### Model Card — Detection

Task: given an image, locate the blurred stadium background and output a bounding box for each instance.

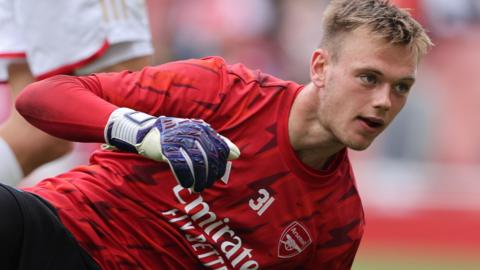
[2,0,479,269]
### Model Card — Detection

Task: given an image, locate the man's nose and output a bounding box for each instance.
[372,84,392,111]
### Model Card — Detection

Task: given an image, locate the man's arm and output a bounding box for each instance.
[16,58,228,142]
[16,74,116,142]
[16,58,239,191]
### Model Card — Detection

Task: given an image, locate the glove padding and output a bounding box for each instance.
[105,108,240,192]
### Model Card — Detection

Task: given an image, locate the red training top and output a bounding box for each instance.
[17,56,365,269]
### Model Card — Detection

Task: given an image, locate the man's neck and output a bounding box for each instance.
[288,83,345,170]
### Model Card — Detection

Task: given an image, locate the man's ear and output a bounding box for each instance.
[310,48,329,88]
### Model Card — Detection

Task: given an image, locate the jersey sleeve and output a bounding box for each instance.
[16,57,228,142]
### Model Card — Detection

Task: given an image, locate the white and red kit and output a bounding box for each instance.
[0,0,152,81]
[18,56,365,269]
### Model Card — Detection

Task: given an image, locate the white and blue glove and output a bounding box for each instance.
[104,108,240,192]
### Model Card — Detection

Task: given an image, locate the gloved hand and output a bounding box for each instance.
[104,108,240,192]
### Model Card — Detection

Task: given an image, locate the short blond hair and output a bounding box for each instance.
[321,0,433,61]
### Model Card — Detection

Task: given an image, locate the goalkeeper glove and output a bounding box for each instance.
[104,108,240,192]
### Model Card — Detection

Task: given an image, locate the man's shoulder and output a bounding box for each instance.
[226,63,294,90]
[175,56,228,71]
[158,56,297,90]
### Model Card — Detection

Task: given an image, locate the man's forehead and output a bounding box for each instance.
[338,36,417,73]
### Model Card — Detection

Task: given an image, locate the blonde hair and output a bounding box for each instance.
[321,0,433,61]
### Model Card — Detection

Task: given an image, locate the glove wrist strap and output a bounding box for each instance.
[104,108,156,152]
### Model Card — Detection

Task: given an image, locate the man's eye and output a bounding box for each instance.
[394,83,411,95]
[359,74,377,85]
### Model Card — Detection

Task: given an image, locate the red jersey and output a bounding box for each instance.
[19,57,365,269]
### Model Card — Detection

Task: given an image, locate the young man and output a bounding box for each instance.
[0,0,153,185]
[7,0,432,269]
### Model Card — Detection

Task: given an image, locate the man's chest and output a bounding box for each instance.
[186,156,364,269]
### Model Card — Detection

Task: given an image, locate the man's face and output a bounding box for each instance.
[316,29,418,150]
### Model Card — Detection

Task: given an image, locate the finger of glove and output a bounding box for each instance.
[219,135,240,160]
[199,125,234,161]
[167,140,208,192]
[163,148,195,189]
[196,135,227,188]
[188,142,210,192]
[206,159,225,188]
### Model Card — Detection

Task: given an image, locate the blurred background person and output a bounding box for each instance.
[0,0,153,186]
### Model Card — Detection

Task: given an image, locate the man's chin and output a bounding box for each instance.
[345,140,373,151]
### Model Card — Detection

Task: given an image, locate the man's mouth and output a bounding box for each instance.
[358,116,385,129]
